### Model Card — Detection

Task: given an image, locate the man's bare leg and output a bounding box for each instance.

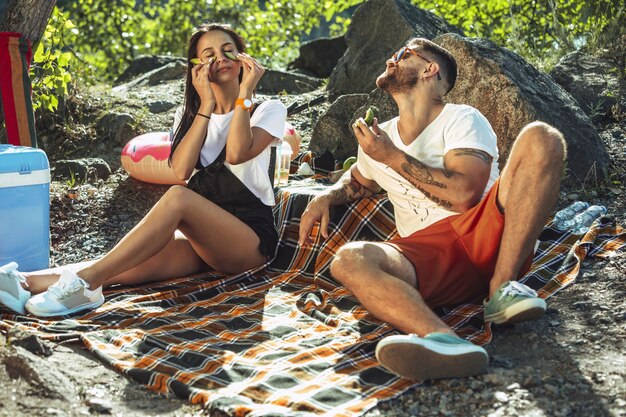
[330,241,488,380]
[489,122,566,296]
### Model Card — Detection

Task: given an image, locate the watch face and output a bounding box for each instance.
[244,99,253,108]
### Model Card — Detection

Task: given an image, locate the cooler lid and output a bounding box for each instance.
[0,145,50,174]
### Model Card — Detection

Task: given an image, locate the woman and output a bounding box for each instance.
[0,23,287,317]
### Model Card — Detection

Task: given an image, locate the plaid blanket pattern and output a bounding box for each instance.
[1,181,625,416]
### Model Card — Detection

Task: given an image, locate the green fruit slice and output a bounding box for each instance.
[343,156,357,171]
[364,106,380,126]
[225,51,239,61]
[190,58,202,65]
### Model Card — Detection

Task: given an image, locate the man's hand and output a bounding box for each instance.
[352,118,400,164]
[298,195,331,246]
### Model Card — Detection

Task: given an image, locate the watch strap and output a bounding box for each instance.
[235,98,253,111]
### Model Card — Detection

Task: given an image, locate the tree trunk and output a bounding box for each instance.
[0,0,57,49]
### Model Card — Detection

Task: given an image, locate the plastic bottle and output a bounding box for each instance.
[562,205,607,234]
[274,141,292,186]
[553,201,589,230]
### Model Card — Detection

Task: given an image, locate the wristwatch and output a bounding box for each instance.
[235,98,253,112]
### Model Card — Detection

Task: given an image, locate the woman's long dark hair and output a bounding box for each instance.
[169,23,247,166]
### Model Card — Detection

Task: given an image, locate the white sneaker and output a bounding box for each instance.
[0,262,31,314]
[25,270,104,317]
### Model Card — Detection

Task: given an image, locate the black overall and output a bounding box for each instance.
[186,146,278,259]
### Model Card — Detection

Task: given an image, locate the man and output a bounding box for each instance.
[298,38,566,380]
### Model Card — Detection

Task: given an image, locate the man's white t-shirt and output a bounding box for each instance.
[172,100,287,206]
[356,103,500,237]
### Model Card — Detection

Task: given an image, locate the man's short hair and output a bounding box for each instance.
[407,38,457,95]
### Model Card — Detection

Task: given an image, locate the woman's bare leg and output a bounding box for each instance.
[23,185,268,291]
[24,231,209,293]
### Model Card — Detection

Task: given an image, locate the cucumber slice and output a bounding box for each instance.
[225,51,239,61]
[364,106,380,126]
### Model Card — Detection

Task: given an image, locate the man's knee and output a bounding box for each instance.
[517,121,567,163]
[330,242,368,285]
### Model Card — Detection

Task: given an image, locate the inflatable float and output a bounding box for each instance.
[121,131,186,185]
[121,122,302,185]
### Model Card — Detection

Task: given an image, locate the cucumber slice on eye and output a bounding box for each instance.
[225,51,239,61]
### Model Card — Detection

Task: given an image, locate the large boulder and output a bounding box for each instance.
[309,94,369,160]
[114,55,186,86]
[257,69,324,94]
[435,34,609,184]
[288,36,347,78]
[352,88,398,129]
[112,62,187,92]
[550,51,624,123]
[327,0,462,97]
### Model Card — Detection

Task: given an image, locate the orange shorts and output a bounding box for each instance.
[384,179,533,308]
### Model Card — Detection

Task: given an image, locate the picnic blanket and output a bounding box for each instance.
[1,180,625,416]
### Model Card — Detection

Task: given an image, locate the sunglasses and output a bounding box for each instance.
[392,47,442,81]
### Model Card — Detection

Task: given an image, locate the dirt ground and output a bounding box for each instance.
[0,83,624,416]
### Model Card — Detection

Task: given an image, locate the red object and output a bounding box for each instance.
[384,179,533,308]
[121,132,185,185]
[0,32,37,147]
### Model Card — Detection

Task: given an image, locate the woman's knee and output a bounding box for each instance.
[516,121,567,163]
[159,185,196,212]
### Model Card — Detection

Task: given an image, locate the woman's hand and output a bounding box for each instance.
[237,52,265,97]
[191,60,216,109]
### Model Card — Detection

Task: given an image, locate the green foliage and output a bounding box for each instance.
[411,0,625,69]
[34,0,622,113]
[56,0,361,81]
[30,8,74,112]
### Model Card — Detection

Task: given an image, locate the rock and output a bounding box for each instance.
[86,397,113,414]
[288,36,347,78]
[352,88,399,130]
[494,391,509,402]
[147,100,176,113]
[309,94,369,160]
[114,55,185,86]
[550,51,624,122]
[95,112,137,146]
[3,346,76,401]
[113,62,187,92]
[434,34,609,184]
[257,69,324,94]
[327,0,463,97]
[53,158,112,182]
[10,333,52,357]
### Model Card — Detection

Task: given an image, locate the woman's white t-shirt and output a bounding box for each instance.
[356,104,500,237]
[172,100,287,206]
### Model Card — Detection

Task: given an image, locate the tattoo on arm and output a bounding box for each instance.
[451,148,493,165]
[400,155,448,189]
[328,173,375,205]
[416,187,453,210]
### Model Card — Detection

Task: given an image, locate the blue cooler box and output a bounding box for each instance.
[0,145,50,271]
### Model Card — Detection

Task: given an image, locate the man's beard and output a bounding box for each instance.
[376,67,419,94]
